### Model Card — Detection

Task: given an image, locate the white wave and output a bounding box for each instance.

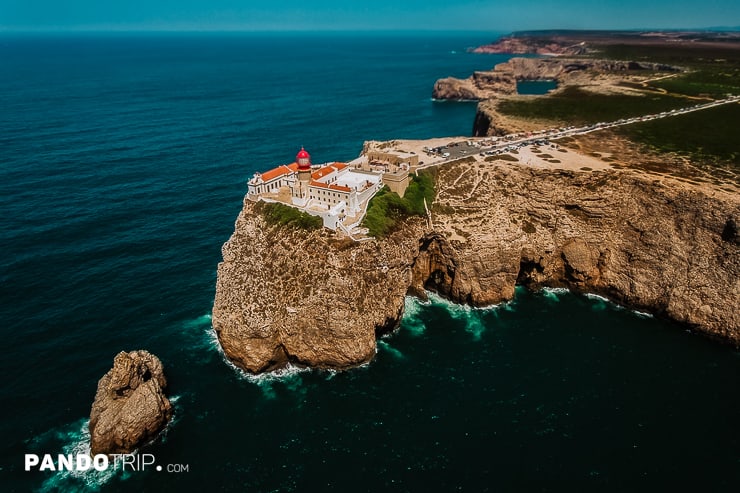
[543,286,570,294]
[425,291,508,312]
[378,340,404,359]
[36,392,184,492]
[581,293,653,318]
[182,313,212,330]
[156,394,183,444]
[37,419,120,493]
[584,293,610,302]
[425,291,500,340]
[203,325,222,352]
[228,359,312,400]
[201,324,253,380]
[632,310,654,319]
[401,296,429,336]
[539,286,569,302]
[401,291,514,340]
[203,319,314,400]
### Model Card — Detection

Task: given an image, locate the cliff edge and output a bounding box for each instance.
[433,57,680,101]
[213,202,427,373]
[213,158,739,374]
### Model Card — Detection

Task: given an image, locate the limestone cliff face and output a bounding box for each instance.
[213,200,426,373]
[471,36,589,56]
[214,162,739,374]
[425,163,739,343]
[472,99,529,137]
[433,57,681,101]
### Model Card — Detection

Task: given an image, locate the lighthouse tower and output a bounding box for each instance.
[293,147,312,203]
[297,147,311,173]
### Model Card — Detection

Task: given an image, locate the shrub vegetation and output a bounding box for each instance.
[363,170,435,238]
[255,201,323,230]
[617,103,740,166]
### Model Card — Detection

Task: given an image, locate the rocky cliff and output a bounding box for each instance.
[213,203,427,373]
[89,351,172,455]
[213,161,739,374]
[432,57,681,101]
[471,35,588,55]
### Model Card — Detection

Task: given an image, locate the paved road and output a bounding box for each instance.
[418,95,740,169]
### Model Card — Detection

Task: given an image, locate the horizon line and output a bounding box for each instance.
[1,26,738,35]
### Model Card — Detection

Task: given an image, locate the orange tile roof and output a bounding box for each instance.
[330,184,352,192]
[309,180,352,193]
[311,162,349,181]
[311,169,329,180]
[260,162,300,182]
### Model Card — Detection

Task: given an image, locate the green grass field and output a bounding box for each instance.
[598,43,740,98]
[498,40,739,176]
[617,103,740,166]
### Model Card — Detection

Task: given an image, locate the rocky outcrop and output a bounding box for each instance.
[471,35,588,55]
[433,71,517,100]
[213,160,739,374]
[213,203,427,373]
[470,30,738,56]
[89,351,172,455]
[433,57,682,101]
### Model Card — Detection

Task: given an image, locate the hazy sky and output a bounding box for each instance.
[1,0,737,32]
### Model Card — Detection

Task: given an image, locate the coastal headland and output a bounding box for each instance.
[213,31,739,374]
[213,134,739,373]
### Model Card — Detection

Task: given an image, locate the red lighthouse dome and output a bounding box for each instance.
[296,147,311,170]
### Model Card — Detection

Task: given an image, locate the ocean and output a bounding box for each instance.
[0,32,738,492]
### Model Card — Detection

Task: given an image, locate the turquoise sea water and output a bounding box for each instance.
[1,33,738,492]
[517,79,558,95]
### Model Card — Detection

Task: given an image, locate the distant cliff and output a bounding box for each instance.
[213,159,739,373]
[470,34,588,55]
[432,57,681,101]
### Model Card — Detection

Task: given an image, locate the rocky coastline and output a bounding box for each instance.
[213,157,739,374]
[213,33,736,374]
[470,34,588,56]
[432,57,681,101]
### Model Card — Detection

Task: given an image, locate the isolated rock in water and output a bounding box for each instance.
[89,350,172,455]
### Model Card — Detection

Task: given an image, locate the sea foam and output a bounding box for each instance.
[424,291,504,340]
[378,340,405,359]
[35,393,184,492]
[540,287,570,302]
[401,295,430,336]
[36,419,122,493]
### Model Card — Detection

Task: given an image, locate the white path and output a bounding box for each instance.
[414,95,740,170]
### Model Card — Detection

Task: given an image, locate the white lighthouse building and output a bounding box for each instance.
[247,147,384,229]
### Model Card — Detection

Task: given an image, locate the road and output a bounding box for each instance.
[417,94,740,169]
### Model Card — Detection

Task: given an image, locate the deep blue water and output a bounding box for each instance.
[0,33,738,492]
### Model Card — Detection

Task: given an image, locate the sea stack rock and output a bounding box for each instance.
[89,350,173,455]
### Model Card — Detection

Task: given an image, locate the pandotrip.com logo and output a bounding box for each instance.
[25,453,190,474]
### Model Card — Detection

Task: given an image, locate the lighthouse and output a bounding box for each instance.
[297,147,311,173]
[294,147,312,202]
